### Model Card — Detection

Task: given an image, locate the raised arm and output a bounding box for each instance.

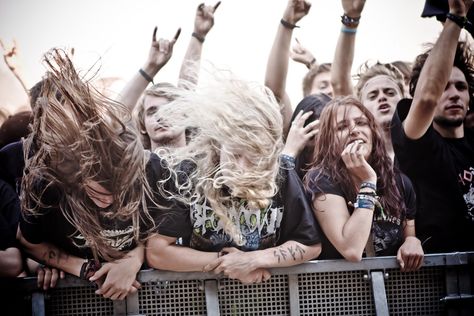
[403,0,473,139]
[117,27,181,111]
[330,0,366,97]
[178,1,220,88]
[264,0,311,135]
[290,38,316,69]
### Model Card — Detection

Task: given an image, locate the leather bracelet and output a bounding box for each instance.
[139,68,154,85]
[446,13,470,29]
[79,259,101,280]
[280,19,299,29]
[192,32,205,43]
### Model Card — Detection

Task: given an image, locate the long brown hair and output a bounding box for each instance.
[21,49,154,261]
[305,96,403,218]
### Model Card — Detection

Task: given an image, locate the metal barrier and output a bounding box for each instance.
[4,252,473,316]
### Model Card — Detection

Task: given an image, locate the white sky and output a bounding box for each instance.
[0,0,444,113]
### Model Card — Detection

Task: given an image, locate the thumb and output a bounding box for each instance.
[396,249,404,269]
[89,264,109,281]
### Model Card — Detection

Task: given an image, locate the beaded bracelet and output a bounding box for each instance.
[341,14,360,28]
[279,154,296,170]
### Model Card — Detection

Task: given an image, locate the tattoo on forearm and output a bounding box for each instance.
[273,244,306,263]
[288,246,297,260]
[273,247,289,263]
[295,244,305,260]
[42,246,69,265]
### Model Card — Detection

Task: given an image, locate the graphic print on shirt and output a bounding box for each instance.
[72,226,135,251]
[459,167,474,221]
[190,198,284,251]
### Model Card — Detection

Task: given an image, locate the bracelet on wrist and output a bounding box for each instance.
[446,13,471,29]
[360,181,376,191]
[306,58,316,69]
[280,18,300,29]
[139,68,154,85]
[192,32,205,43]
[341,14,361,28]
[79,259,101,281]
[341,26,357,34]
[279,154,296,170]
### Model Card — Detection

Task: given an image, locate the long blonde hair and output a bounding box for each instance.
[21,49,154,261]
[156,72,284,243]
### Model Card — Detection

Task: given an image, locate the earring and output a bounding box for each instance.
[140,130,147,135]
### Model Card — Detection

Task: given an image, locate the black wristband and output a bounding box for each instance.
[280,19,300,29]
[446,13,469,29]
[139,68,154,85]
[307,57,316,69]
[192,32,205,43]
[79,259,101,280]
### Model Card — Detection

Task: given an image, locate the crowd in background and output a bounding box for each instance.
[0,0,473,303]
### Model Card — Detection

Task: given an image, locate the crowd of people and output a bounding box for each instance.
[0,0,473,302]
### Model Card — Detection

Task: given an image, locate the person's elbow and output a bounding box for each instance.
[341,247,363,262]
[0,247,24,277]
[145,234,174,270]
[307,243,322,260]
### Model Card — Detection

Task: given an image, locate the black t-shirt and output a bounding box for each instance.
[307,169,416,259]
[0,141,24,191]
[391,102,474,253]
[20,152,179,260]
[160,168,321,252]
[0,179,20,250]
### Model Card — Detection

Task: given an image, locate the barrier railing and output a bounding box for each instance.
[3,252,473,316]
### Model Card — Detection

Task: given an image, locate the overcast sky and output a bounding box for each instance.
[0,0,446,112]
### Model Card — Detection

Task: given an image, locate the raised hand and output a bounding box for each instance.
[145,27,181,73]
[283,110,319,158]
[448,0,473,16]
[194,1,221,38]
[290,38,316,68]
[282,0,311,25]
[341,0,366,17]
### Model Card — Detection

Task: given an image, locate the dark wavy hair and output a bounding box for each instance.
[21,49,155,261]
[305,96,403,218]
[409,41,474,109]
[290,93,331,179]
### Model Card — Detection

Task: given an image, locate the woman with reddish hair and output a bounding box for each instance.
[305,96,423,271]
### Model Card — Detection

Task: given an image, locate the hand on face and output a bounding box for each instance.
[341,139,377,185]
